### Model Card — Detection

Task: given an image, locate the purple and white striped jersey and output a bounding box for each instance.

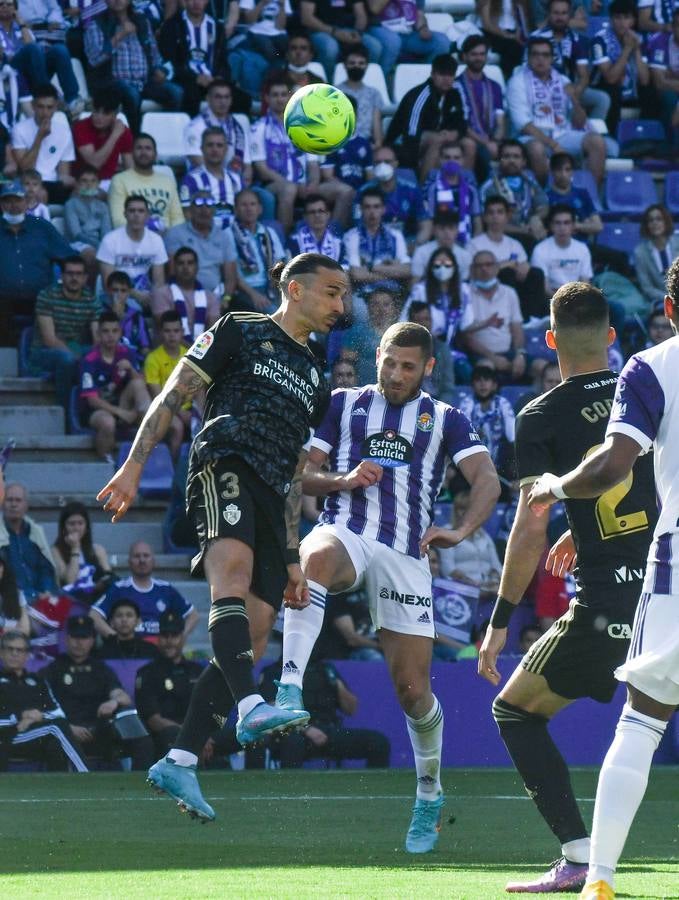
[607,335,679,595]
[311,386,488,559]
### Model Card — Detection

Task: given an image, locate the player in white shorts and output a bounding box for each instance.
[527,269,679,900]
[274,321,501,853]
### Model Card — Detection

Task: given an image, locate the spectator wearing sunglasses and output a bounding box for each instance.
[164,189,235,294]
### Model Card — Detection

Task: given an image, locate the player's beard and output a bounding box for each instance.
[378,373,425,406]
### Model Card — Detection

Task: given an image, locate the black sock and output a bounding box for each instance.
[208,597,258,703]
[175,662,235,756]
[492,697,588,846]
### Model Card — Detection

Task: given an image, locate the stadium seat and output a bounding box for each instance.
[306,61,326,81]
[603,171,656,218]
[68,385,92,435]
[117,441,173,497]
[425,11,454,32]
[586,14,607,37]
[570,169,602,212]
[432,501,452,527]
[51,216,65,236]
[524,325,556,363]
[140,112,191,163]
[333,63,392,109]
[664,171,679,213]
[596,222,640,259]
[51,59,90,102]
[483,502,507,540]
[395,167,418,186]
[617,118,666,150]
[263,218,286,245]
[500,385,535,413]
[449,386,472,408]
[393,64,431,103]
[454,62,506,92]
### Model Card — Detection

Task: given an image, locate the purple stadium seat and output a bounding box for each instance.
[105,658,154,698]
[604,171,656,218]
[432,501,452,527]
[449,386,472,408]
[484,502,507,539]
[596,222,640,259]
[617,119,666,149]
[571,169,602,211]
[500,385,535,412]
[664,171,679,213]
[117,441,174,497]
[586,14,607,37]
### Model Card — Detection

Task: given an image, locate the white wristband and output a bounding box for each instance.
[551,478,568,500]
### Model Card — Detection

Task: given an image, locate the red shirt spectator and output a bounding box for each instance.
[73,114,133,182]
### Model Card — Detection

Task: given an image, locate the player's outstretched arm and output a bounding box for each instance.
[96,360,205,523]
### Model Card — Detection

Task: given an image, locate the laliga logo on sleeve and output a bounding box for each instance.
[190,331,214,360]
[310,368,319,387]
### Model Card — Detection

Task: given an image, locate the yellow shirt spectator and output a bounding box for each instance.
[144,345,189,408]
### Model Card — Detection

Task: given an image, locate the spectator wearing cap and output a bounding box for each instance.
[180,128,242,230]
[151,250,220,344]
[45,614,153,769]
[91,541,199,640]
[0,629,88,772]
[98,598,159,659]
[0,178,74,342]
[135,609,204,757]
[164,189,235,295]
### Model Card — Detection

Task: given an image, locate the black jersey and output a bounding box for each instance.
[184,311,330,497]
[135,656,203,725]
[516,370,657,593]
[0,670,63,739]
[45,654,122,726]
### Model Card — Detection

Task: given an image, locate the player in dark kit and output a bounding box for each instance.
[97,253,348,821]
[477,282,657,893]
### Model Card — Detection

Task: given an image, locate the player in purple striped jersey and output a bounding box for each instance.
[529,266,679,900]
[275,321,501,853]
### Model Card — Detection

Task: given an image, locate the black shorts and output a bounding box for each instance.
[187,455,287,610]
[521,586,640,703]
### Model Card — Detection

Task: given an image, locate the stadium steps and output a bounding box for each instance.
[8,434,97,462]
[0,377,54,406]
[4,460,115,494]
[423,0,474,12]
[40,520,165,555]
[0,405,65,436]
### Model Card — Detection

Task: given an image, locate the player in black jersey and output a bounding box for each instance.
[477,283,657,894]
[97,253,348,821]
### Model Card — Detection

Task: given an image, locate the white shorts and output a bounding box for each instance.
[519,129,588,159]
[311,523,435,638]
[615,592,679,706]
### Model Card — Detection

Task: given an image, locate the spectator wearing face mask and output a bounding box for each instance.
[423,142,482,248]
[401,246,468,340]
[356,145,430,245]
[336,45,384,147]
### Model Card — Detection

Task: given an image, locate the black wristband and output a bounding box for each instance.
[285,548,300,565]
[490,595,516,629]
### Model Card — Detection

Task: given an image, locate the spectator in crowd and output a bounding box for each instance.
[184,78,252,182]
[51,501,113,604]
[273,31,323,90]
[507,36,607,186]
[0,1,29,171]
[287,193,346,263]
[299,0,380,81]
[152,247,220,340]
[454,35,506,181]
[648,8,679,143]
[645,308,674,347]
[407,301,456,403]
[469,194,546,320]
[338,287,399,383]
[11,0,85,116]
[165,190,234,294]
[528,544,571,630]
[337,44,384,146]
[330,357,358,389]
[102,270,151,362]
[179,127,242,228]
[84,0,182,133]
[634,203,679,309]
[0,557,29,636]
[476,0,531,81]
[45,614,153,769]
[0,483,57,604]
[108,133,184,232]
[98,598,158,659]
[314,590,383,661]
[480,139,548,249]
[590,0,651,135]
[251,75,354,231]
[410,209,472,283]
[28,255,100,410]
[64,168,112,280]
[78,310,151,460]
[135,609,203,757]
[11,82,75,202]
[437,488,502,599]
[223,187,286,311]
[403,246,467,339]
[97,194,168,308]
[0,630,88,772]
[143,309,191,458]
[0,179,73,339]
[540,360,561,392]
[458,362,515,471]
[21,169,49,220]
[638,0,676,32]
[357,144,430,244]
[92,541,198,639]
[531,0,610,121]
[530,203,592,299]
[460,250,528,381]
[344,187,411,297]
[366,0,449,77]
[386,54,472,177]
[157,0,222,116]
[72,87,133,187]
[323,96,373,192]
[234,0,290,97]
[259,656,390,768]
[544,151,602,241]
[518,624,542,653]
[423,141,481,247]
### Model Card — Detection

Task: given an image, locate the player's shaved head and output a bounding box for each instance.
[380,322,433,359]
[549,282,610,359]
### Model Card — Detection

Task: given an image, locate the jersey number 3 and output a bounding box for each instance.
[584,444,648,540]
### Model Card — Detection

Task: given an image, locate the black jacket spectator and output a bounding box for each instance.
[386,77,466,170]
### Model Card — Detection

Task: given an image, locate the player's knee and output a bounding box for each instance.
[392,674,427,711]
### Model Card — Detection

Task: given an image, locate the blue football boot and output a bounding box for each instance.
[147,757,215,822]
[405,794,445,853]
[274,679,308,717]
[236,702,309,746]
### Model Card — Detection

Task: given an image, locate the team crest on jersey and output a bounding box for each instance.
[310,368,319,387]
[417,412,434,432]
[261,341,274,352]
[190,331,213,360]
[362,430,413,467]
[224,503,241,525]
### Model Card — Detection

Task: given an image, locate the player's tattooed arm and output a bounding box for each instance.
[129,361,205,465]
[285,449,307,554]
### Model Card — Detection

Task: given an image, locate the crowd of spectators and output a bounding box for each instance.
[2,0,679,771]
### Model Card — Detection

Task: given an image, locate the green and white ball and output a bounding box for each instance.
[284,83,356,155]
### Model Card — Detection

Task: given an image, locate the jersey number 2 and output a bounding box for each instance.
[584,444,648,540]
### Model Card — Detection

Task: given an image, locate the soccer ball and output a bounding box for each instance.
[284,84,356,155]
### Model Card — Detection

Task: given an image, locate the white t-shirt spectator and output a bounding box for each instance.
[461,283,523,354]
[343,225,410,268]
[239,0,290,34]
[410,240,471,281]
[530,236,592,292]
[468,232,527,266]
[96,226,169,284]
[12,112,75,182]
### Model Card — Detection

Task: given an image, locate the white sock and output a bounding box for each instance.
[406,696,444,800]
[587,703,667,888]
[237,693,265,719]
[167,749,198,767]
[561,836,590,864]
[280,580,327,688]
